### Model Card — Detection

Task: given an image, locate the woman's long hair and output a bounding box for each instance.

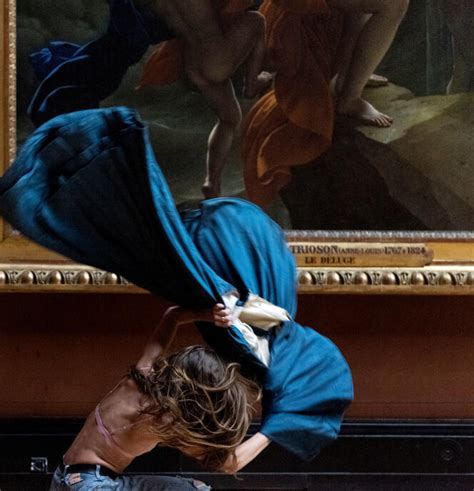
[129,345,261,471]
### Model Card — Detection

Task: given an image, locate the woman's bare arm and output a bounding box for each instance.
[222,432,271,474]
[136,304,232,369]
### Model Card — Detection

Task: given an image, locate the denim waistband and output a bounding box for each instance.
[58,462,119,479]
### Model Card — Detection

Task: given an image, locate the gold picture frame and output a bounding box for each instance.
[1,0,473,294]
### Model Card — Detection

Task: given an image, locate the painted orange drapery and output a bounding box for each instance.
[241,0,344,205]
[138,0,254,88]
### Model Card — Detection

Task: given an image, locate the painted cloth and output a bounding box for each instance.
[0,107,353,461]
[241,0,344,205]
[28,0,174,127]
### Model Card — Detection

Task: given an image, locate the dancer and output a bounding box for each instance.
[0,107,353,474]
[49,302,258,489]
[28,0,268,198]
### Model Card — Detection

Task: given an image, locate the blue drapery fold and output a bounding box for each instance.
[0,107,230,306]
[180,198,299,384]
[0,107,353,461]
[28,0,174,127]
[180,199,353,460]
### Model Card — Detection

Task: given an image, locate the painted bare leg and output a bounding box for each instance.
[334,15,389,93]
[328,0,409,127]
[199,80,242,199]
[334,14,371,94]
[241,12,272,98]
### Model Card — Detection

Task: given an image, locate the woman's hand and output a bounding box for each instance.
[164,304,232,328]
[212,303,233,328]
[221,432,271,474]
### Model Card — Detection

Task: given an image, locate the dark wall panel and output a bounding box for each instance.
[1,293,473,419]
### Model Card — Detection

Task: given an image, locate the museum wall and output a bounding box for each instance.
[1,292,473,420]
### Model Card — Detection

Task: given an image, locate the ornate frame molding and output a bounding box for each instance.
[6,0,16,165]
[0,1,473,295]
[297,265,474,294]
[0,261,472,294]
[285,230,474,241]
[0,263,136,292]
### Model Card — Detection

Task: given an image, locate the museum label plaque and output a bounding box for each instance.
[290,243,434,268]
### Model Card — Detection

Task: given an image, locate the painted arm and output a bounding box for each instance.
[222,432,271,474]
[136,303,232,368]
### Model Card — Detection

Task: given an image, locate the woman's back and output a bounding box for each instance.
[64,376,160,473]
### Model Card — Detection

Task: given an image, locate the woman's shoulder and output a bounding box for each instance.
[100,374,149,414]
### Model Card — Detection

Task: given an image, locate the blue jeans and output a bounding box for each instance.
[49,465,211,491]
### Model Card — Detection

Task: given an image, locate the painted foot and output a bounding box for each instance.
[243,71,273,98]
[337,97,393,128]
[366,73,389,88]
[202,179,221,199]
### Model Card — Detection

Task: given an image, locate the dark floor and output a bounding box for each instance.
[1,473,474,491]
[1,420,473,490]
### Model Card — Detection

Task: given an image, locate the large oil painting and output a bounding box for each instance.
[14,0,474,232]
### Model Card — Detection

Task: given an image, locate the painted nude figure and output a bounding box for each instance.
[139,0,271,198]
[30,0,270,199]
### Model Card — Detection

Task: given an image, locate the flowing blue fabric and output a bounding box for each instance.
[0,107,353,461]
[180,200,299,384]
[0,108,229,305]
[181,201,353,459]
[28,0,174,127]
